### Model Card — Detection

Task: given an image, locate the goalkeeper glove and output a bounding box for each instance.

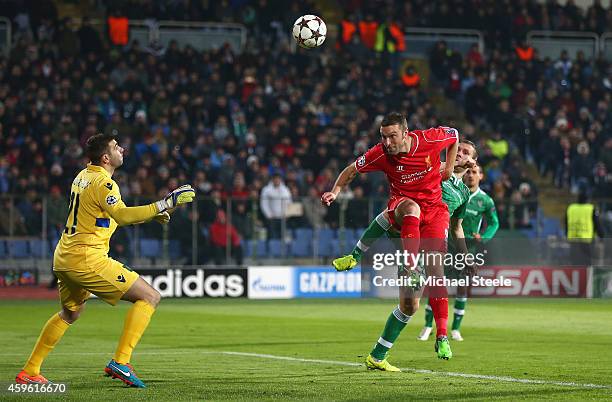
[155,184,196,212]
[152,211,171,224]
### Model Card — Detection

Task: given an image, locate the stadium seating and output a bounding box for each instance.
[246,239,267,258]
[169,240,182,259]
[316,229,336,257]
[0,241,7,259]
[29,239,51,258]
[268,239,285,258]
[139,238,161,258]
[337,228,357,255]
[290,228,313,257]
[8,240,30,259]
[540,217,565,238]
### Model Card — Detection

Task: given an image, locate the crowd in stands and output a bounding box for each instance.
[429,37,612,203]
[342,0,612,47]
[1,0,610,263]
[0,0,431,263]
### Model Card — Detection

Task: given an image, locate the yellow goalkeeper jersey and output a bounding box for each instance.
[55,163,158,261]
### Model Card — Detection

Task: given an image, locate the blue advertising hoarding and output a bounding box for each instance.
[294,266,361,298]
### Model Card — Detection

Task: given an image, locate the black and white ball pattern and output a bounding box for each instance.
[292,15,326,49]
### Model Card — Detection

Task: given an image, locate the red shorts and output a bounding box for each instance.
[387,196,449,253]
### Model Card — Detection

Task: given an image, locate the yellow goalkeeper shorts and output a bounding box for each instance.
[54,246,139,311]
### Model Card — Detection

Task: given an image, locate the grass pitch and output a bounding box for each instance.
[1,298,611,400]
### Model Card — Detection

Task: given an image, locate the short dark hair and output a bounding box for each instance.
[86,134,116,164]
[381,112,408,131]
[460,139,478,159]
[577,191,589,204]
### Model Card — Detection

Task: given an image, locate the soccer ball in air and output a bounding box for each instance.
[292,15,326,49]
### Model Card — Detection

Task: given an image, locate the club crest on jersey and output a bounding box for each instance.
[478,200,483,208]
[444,128,458,136]
[425,155,431,167]
[105,182,113,190]
[357,155,366,167]
[106,195,118,205]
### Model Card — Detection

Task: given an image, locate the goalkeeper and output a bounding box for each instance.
[16,134,196,388]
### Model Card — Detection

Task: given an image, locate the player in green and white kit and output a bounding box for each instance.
[332,140,477,361]
[417,160,474,341]
[461,164,499,249]
[448,163,499,340]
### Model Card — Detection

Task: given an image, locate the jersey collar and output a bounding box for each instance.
[468,187,482,201]
[87,163,112,178]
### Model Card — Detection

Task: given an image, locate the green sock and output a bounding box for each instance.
[424,302,434,328]
[352,213,391,263]
[351,245,364,263]
[370,306,412,360]
[452,297,467,330]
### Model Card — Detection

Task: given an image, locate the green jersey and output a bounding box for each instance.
[441,174,471,219]
[462,187,499,241]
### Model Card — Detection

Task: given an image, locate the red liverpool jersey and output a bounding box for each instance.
[354,126,458,205]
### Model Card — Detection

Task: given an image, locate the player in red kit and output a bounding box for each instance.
[322,112,458,370]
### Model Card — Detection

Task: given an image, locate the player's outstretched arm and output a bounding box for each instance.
[451,217,476,275]
[450,217,468,254]
[321,163,358,206]
[102,184,195,226]
[107,203,161,226]
[133,211,172,226]
[442,141,459,180]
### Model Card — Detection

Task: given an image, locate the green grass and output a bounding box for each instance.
[1,298,612,401]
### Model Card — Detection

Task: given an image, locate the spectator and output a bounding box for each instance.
[169,208,209,265]
[109,227,132,264]
[260,174,291,239]
[345,186,370,229]
[46,185,67,240]
[209,210,243,266]
[556,136,573,188]
[429,40,450,83]
[232,201,255,240]
[566,192,605,265]
[0,199,27,236]
[465,74,490,125]
[554,49,573,78]
[486,131,509,160]
[571,141,595,194]
[303,187,326,229]
[56,18,79,57]
[78,17,103,54]
[593,162,612,199]
[466,43,484,67]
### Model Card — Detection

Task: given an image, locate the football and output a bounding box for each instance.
[292,15,326,49]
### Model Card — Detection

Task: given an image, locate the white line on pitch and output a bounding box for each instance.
[2,349,611,390]
[218,351,612,390]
